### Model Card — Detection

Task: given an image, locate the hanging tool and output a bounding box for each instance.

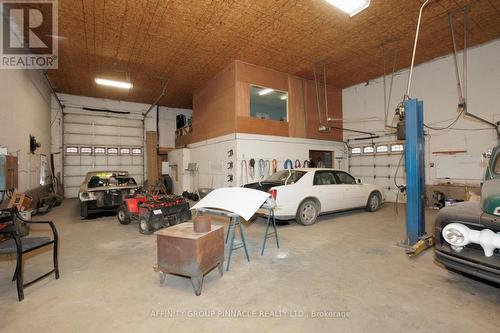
[248,159,256,179]
[265,160,271,177]
[240,160,248,185]
[258,159,266,179]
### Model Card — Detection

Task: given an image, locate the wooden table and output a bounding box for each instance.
[154,222,224,296]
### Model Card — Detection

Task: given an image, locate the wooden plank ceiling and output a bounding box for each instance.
[48,0,500,108]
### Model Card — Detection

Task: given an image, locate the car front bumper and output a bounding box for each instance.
[434,202,500,284]
[435,247,500,284]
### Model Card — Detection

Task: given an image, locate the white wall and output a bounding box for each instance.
[342,38,500,199]
[166,148,191,195]
[0,69,52,192]
[168,133,347,195]
[236,133,347,185]
[51,93,192,181]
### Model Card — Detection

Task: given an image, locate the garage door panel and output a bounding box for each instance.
[107,156,121,165]
[131,157,143,165]
[64,155,82,166]
[63,113,144,198]
[121,156,132,164]
[119,137,143,146]
[64,114,142,127]
[88,125,142,137]
[79,156,94,166]
[127,166,143,174]
[64,175,83,187]
[65,166,84,176]
[64,188,79,199]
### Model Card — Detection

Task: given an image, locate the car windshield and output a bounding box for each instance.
[494,155,500,175]
[87,172,136,188]
[266,170,306,184]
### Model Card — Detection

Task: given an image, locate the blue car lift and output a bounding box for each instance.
[398,99,434,257]
[394,0,436,257]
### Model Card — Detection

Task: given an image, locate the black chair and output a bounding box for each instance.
[0,208,59,301]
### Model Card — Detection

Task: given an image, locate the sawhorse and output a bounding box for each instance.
[261,206,279,255]
[195,208,250,271]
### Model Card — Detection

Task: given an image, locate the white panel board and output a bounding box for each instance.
[435,154,484,180]
[191,187,270,220]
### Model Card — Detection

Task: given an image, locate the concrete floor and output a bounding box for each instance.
[1,199,499,332]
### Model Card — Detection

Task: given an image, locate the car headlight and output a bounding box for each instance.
[443,228,464,245]
[79,191,96,201]
[494,207,500,216]
[442,223,470,247]
[442,222,500,257]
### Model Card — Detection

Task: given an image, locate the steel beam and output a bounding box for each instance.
[404,99,425,245]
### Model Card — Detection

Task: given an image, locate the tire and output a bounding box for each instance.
[296,200,319,226]
[181,209,192,222]
[162,175,173,194]
[80,201,89,218]
[138,217,153,235]
[117,205,131,225]
[366,192,381,212]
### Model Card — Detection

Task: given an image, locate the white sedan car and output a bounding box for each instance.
[244,168,384,225]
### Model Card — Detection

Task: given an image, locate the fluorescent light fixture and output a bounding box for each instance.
[258,88,274,96]
[280,95,287,100]
[324,0,370,17]
[95,78,133,89]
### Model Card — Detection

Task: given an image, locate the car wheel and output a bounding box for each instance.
[117,205,131,225]
[138,217,153,235]
[366,192,381,212]
[296,200,318,226]
[80,202,89,218]
[180,208,191,222]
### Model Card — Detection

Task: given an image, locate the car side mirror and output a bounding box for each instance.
[357,178,362,184]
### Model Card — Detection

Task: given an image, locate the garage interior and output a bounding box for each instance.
[1,0,500,331]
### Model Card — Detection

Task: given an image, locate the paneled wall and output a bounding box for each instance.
[190,62,237,143]
[234,61,343,141]
[180,60,343,147]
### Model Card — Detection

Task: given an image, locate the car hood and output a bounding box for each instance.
[481,179,500,216]
[435,200,500,228]
[80,184,139,193]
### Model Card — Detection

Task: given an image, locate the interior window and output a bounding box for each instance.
[250,85,288,121]
[313,171,337,185]
[335,171,356,185]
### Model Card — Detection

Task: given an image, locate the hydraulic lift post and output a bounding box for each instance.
[404,99,425,245]
[398,99,434,256]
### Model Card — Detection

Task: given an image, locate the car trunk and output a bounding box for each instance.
[243,181,283,193]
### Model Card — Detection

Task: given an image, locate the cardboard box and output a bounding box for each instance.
[7,193,32,211]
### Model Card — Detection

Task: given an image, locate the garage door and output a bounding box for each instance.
[63,112,144,198]
[348,141,406,203]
